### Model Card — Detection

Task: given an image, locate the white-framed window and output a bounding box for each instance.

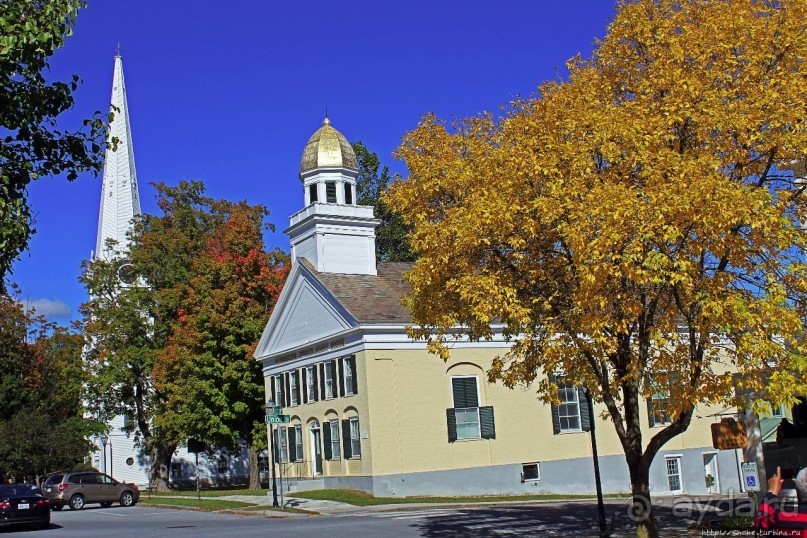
[349,417,361,458]
[772,404,786,418]
[290,370,299,406]
[558,384,581,432]
[217,456,228,474]
[171,461,182,478]
[522,462,540,482]
[666,456,683,492]
[451,376,481,440]
[274,374,284,407]
[343,357,356,395]
[294,424,303,461]
[324,361,335,399]
[258,455,269,473]
[278,427,288,463]
[330,419,340,459]
[306,365,316,402]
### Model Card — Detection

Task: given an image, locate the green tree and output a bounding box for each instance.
[154,200,289,490]
[388,1,807,536]
[82,181,288,490]
[352,141,416,262]
[0,289,100,482]
[0,0,108,288]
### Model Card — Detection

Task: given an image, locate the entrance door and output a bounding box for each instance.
[310,424,323,475]
[703,452,720,494]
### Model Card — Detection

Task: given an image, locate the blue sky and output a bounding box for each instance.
[13,0,617,321]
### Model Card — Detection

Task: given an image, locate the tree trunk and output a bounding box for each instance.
[149,444,176,492]
[630,461,659,538]
[247,445,260,490]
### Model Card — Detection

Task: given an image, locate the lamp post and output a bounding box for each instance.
[99,435,108,476]
[264,400,279,507]
[585,389,608,538]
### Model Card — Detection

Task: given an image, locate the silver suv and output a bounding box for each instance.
[42,471,139,511]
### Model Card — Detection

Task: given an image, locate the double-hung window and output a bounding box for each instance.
[306,365,317,402]
[273,375,284,408]
[277,427,288,463]
[341,416,361,459]
[290,370,299,406]
[323,360,335,399]
[349,417,361,457]
[550,378,591,434]
[557,384,581,432]
[341,356,357,396]
[446,376,496,442]
[666,456,683,492]
[647,376,672,427]
[330,420,340,459]
[294,425,303,462]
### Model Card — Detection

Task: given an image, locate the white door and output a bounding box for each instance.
[703,452,720,493]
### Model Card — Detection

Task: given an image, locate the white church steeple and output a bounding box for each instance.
[94,52,141,260]
[286,118,379,275]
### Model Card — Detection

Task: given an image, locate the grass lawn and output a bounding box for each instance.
[144,488,270,498]
[139,497,256,510]
[292,489,628,506]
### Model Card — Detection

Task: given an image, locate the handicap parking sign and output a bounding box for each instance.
[741,462,761,492]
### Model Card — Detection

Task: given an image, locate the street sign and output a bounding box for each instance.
[265,414,291,424]
[266,406,283,416]
[741,462,760,492]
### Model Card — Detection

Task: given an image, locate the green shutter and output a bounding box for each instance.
[480,406,496,439]
[579,387,592,432]
[323,422,332,460]
[342,419,352,459]
[319,363,326,398]
[330,361,338,396]
[446,408,457,442]
[295,369,302,405]
[451,377,478,408]
[301,368,308,404]
[551,402,561,435]
[288,426,297,462]
[284,373,291,408]
[312,367,319,402]
[647,397,654,427]
[338,358,346,397]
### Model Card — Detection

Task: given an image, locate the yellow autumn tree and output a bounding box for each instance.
[388,1,807,536]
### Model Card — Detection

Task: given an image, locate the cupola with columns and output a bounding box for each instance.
[285,118,380,275]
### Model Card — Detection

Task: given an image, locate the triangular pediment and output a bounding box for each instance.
[254,262,357,361]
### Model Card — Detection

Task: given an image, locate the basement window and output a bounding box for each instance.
[522,462,540,482]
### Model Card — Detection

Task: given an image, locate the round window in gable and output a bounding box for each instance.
[126,457,134,466]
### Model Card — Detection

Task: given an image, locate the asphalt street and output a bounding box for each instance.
[0,498,725,537]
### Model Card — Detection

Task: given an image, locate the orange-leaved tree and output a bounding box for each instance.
[388,1,807,536]
[153,196,289,490]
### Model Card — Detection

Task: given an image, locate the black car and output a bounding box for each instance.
[0,483,50,530]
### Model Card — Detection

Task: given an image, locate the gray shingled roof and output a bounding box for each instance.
[300,259,414,323]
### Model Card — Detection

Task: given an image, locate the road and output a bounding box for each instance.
[0,498,733,537]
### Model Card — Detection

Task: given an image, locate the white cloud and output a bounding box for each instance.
[26,298,72,318]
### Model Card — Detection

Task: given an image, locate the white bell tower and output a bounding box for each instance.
[286,118,379,275]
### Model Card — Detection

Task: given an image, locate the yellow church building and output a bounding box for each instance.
[253,119,745,497]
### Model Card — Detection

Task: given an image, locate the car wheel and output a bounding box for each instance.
[51,504,63,511]
[120,491,135,507]
[69,494,85,510]
[100,502,112,508]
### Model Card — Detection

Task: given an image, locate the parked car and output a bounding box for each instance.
[43,471,139,511]
[0,483,50,530]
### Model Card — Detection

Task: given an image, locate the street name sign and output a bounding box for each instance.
[265,414,291,424]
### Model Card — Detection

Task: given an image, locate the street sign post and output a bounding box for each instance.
[265,414,291,424]
[741,462,760,492]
